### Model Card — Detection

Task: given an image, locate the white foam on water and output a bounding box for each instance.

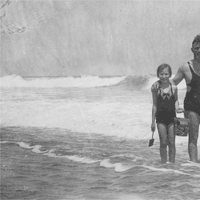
[141,164,190,175]
[1,140,100,165]
[100,159,132,172]
[0,141,10,144]
[7,141,100,164]
[114,163,132,172]
[100,159,114,168]
[181,161,200,168]
[62,155,100,164]
[1,75,198,145]
[43,149,56,157]
[141,164,200,178]
[31,145,44,153]
[17,142,49,153]
[42,150,100,164]
[2,140,200,177]
[17,142,33,149]
[0,75,126,88]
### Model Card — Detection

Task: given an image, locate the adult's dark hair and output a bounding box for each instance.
[157,63,172,77]
[192,34,200,46]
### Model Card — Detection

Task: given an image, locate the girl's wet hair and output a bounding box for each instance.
[157,63,172,77]
[192,34,200,46]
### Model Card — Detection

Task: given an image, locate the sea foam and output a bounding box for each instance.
[0,75,126,88]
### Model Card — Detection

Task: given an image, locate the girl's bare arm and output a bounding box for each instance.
[151,88,157,124]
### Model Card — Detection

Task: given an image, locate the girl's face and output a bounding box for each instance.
[158,68,170,83]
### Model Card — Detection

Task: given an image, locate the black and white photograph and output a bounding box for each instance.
[1,0,200,200]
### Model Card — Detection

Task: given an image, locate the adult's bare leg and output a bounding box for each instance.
[157,123,168,164]
[168,124,176,163]
[187,111,200,162]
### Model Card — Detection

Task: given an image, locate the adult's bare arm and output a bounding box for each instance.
[172,65,185,86]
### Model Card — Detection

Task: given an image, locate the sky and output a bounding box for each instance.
[1,0,200,76]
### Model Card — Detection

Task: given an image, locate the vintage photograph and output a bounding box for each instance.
[1,0,200,200]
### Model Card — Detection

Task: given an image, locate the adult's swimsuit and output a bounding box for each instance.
[184,62,200,117]
[156,83,176,127]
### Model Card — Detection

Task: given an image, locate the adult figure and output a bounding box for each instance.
[152,34,200,162]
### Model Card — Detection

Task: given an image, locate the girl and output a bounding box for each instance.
[151,64,183,164]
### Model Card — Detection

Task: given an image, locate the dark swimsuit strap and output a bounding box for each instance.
[188,61,200,77]
[188,61,193,74]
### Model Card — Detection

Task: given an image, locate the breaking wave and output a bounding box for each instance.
[0,74,126,88]
[0,74,186,90]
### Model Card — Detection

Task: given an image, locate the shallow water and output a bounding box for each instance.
[1,126,200,200]
[0,76,200,200]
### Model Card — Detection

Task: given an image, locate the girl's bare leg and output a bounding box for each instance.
[168,124,176,163]
[157,123,168,164]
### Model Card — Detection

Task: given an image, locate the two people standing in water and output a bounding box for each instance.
[151,34,200,163]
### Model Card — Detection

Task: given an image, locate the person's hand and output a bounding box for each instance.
[151,122,156,132]
[176,107,184,113]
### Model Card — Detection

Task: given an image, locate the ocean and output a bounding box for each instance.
[0,75,200,200]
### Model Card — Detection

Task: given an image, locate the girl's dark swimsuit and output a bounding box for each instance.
[184,62,200,117]
[156,83,176,127]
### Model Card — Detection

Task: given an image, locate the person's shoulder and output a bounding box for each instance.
[179,61,190,72]
[172,61,190,84]
[151,80,160,92]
